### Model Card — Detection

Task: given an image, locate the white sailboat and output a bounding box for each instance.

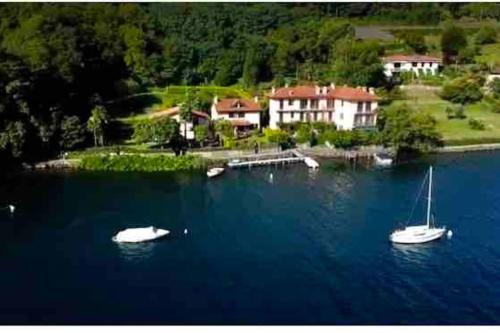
[390,166,447,244]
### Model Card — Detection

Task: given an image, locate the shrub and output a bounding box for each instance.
[468,118,485,131]
[263,128,292,149]
[79,154,204,172]
[445,105,466,119]
[440,76,484,104]
[295,123,313,144]
[475,25,497,45]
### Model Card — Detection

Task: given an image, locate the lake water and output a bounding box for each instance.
[1,151,500,324]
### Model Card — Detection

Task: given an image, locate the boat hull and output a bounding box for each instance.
[389,226,446,244]
[207,168,225,178]
[112,227,170,243]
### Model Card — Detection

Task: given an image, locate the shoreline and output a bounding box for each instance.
[24,143,500,172]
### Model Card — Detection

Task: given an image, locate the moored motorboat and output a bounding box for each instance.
[207,167,225,178]
[390,166,448,244]
[373,153,393,166]
[112,226,169,243]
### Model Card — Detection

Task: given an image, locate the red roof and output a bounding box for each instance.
[382,54,442,63]
[330,87,379,102]
[229,119,252,127]
[150,106,209,119]
[270,85,378,102]
[215,98,262,113]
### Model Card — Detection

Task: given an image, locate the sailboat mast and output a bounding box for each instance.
[427,166,433,228]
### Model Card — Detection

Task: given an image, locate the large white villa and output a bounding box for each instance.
[268,84,379,130]
[382,54,442,77]
[211,97,262,133]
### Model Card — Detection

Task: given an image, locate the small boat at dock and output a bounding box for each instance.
[112,226,170,243]
[373,153,393,166]
[207,167,225,178]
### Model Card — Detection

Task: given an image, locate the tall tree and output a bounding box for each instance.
[87,106,108,146]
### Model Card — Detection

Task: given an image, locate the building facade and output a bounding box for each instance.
[382,54,442,77]
[268,84,379,130]
[211,97,262,133]
[150,106,209,140]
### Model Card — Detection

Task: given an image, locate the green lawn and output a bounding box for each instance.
[108,85,252,121]
[396,87,500,145]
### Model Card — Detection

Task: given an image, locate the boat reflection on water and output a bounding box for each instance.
[115,241,157,262]
[389,242,437,268]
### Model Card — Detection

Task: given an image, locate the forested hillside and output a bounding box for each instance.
[0,3,498,167]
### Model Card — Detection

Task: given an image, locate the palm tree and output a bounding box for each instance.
[87,105,108,146]
[179,89,201,140]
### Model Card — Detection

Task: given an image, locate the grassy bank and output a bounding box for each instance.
[396,86,500,145]
[79,154,205,172]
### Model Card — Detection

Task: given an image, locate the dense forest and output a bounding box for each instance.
[0,3,498,167]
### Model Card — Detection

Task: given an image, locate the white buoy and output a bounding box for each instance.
[447,230,453,239]
[184,228,188,235]
[269,173,274,183]
[8,205,15,213]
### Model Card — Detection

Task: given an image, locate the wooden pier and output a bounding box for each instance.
[227,149,313,169]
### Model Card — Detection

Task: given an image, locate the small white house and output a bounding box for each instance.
[150,106,210,140]
[382,54,442,78]
[268,84,379,130]
[211,97,262,133]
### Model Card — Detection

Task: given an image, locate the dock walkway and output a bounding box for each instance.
[227,149,314,169]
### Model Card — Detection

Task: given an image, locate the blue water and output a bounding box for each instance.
[1,151,500,324]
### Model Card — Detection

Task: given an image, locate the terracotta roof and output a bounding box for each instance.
[270,85,378,102]
[215,98,262,113]
[229,119,252,127]
[150,106,209,119]
[330,87,379,102]
[382,54,442,63]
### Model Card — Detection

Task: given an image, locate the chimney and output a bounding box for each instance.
[254,96,259,103]
[315,85,320,95]
[362,86,367,92]
[369,87,375,95]
[285,82,289,88]
[271,86,276,95]
[213,95,218,104]
[330,82,336,90]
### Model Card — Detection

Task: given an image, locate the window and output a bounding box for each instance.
[288,99,293,106]
[238,112,244,118]
[300,99,307,109]
[394,62,401,68]
[310,100,318,109]
[365,102,371,112]
[313,112,318,121]
[229,113,235,118]
[421,62,425,67]
[412,62,417,67]
[279,112,283,123]
[328,112,332,122]
[341,100,344,107]
[279,100,284,110]
[340,113,343,120]
[300,112,304,122]
[357,102,363,112]
[291,112,295,119]
[327,99,334,109]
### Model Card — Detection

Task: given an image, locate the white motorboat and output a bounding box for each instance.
[112,226,170,243]
[390,166,447,244]
[373,153,393,166]
[207,167,225,178]
[227,159,240,167]
[304,157,319,169]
